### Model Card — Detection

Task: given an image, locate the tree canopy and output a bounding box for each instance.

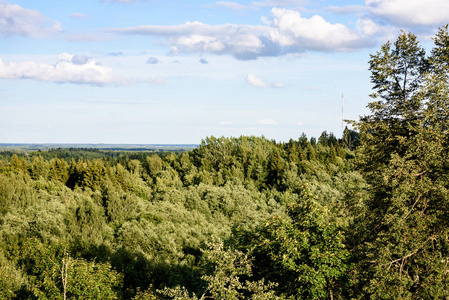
[1,26,449,299]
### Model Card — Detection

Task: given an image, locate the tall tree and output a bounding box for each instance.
[355,28,449,298]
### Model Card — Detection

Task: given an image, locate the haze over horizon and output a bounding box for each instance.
[1,0,448,144]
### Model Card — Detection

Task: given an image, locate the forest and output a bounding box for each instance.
[0,27,449,299]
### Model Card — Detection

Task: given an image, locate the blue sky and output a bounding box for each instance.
[1,0,449,144]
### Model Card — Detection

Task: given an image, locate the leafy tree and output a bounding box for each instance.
[29,155,49,180]
[355,27,449,298]
[0,250,26,299]
[161,239,279,300]
[65,257,123,299]
[232,185,349,299]
[131,286,158,300]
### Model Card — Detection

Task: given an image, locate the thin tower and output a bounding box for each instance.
[341,92,344,135]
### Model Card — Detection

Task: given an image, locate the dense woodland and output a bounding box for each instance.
[1,27,449,299]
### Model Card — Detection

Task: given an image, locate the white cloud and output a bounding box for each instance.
[0,2,62,38]
[52,21,62,32]
[268,8,373,52]
[356,17,399,40]
[66,33,112,42]
[366,0,449,27]
[111,8,373,59]
[70,12,88,19]
[220,121,233,125]
[246,74,266,87]
[257,118,277,125]
[296,121,304,125]
[216,1,251,11]
[216,0,307,11]
[113,21,269,60]
[271,82,284,88]
[0,53,131,86]
[253,0,309,7]
[356,17,380,36]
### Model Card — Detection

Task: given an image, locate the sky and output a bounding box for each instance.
[1,0,449,144]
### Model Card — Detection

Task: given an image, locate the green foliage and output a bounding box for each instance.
[0,250,26,299]
[65,257,123,299]
[161,239,279,300]
[146,155,163,179]
[0,130,365,299]
[48,158,69,184]
[354,27,449,298]
[29,155,49,180]
[239,186,349,299]
[132,286,158,300]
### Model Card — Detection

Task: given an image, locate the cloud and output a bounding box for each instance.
[246,74,284,88]
[66,33,113,42]
[199,58,208,64]
[112,21,270,60]
[365,0,449,27]
[216,1,251,11]
[356,17,381,36]
[253,0,309,7]
[356,17,399,39]
[70,12,88,19]
[71,55,91,65]
[146,57,160,64]
[296,121,304,125]
[220,121,233,125]
[111,8,373,60]
[216,0,307,11]
[267,8,373,52]
[325,5,366,14]
[0,53,131,86]
[0,2,62,38]
[246,74,266,87]
[257,118,277,125]
[107,51,124,56]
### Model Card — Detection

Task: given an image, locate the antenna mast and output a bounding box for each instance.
[341,92,344,135]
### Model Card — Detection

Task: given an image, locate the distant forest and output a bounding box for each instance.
[1,28,449,299]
